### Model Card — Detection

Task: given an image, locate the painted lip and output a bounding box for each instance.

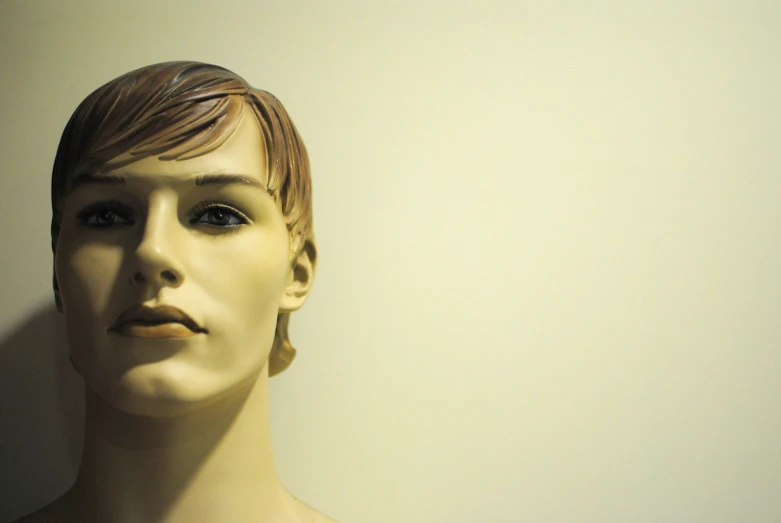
[110,304,207,338]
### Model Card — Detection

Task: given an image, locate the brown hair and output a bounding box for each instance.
[51,61,313,376]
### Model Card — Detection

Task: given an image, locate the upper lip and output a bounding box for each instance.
[110,304,207,333]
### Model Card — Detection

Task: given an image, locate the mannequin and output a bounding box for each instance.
[17,62,335,523]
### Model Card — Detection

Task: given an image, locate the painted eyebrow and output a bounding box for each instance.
[68,173,126,193]
[194,174,267,191]
[66,173,267,195]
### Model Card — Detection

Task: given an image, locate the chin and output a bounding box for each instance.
[88,361,266,418]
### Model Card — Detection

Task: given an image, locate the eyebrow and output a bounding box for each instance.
[68,173,126,194]
[194,174,266,191]
[67,173,267,195]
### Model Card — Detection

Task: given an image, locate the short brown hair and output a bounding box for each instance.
[51,61,313,376]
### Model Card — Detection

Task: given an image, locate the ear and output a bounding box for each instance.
[278,234,317,313]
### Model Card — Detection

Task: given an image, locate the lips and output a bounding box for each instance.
[110,304,207,338]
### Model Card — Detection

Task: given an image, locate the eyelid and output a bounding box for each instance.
[76,200,135,221]
[189,197,252,223]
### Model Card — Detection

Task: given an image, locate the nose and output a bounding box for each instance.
[130,197,185,290]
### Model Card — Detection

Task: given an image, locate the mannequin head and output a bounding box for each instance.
[50,62,316,415]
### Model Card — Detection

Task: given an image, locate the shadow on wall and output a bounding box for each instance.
[0,306,83,523]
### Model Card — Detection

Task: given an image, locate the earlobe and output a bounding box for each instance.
[278,235,317,313]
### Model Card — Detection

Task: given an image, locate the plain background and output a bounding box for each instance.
[1,1,780,522]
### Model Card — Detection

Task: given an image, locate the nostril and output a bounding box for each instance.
[130,269,181,287]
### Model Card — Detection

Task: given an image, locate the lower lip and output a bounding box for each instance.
[112,322,200,338]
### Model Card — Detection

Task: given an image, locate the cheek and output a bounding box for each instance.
[195,239,290,345]
[56,242,126,319]
[198,228,290,303]
[55,242,126,376]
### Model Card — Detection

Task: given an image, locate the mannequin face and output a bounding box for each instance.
[54,109,309,417]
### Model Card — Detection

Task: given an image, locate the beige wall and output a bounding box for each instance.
[1,1,780,521]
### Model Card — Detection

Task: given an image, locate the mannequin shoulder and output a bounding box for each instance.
[310,512,339,523]
[286,496,340,523]
[301,513,339,523]
[12,495,340,523]
[11,508,339,523]
[11,507,64,523]
[10,494,75,523]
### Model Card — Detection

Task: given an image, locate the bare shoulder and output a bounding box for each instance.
[287,495,340,523]
[11,507,62,523]
[309,510,339,523]
[11,495,73,523]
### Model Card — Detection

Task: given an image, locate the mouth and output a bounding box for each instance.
[110,304,207,339]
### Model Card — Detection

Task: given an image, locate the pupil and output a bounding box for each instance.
[212,209,224,220]
[100,211,113,221]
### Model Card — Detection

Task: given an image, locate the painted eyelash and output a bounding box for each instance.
[76,200,134,221]
[190,198,250,222]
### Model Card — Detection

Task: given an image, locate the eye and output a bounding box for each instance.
[77,201,134,227]
[190,202,249,227]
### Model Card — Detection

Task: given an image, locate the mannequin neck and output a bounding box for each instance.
[65,368,295,523]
